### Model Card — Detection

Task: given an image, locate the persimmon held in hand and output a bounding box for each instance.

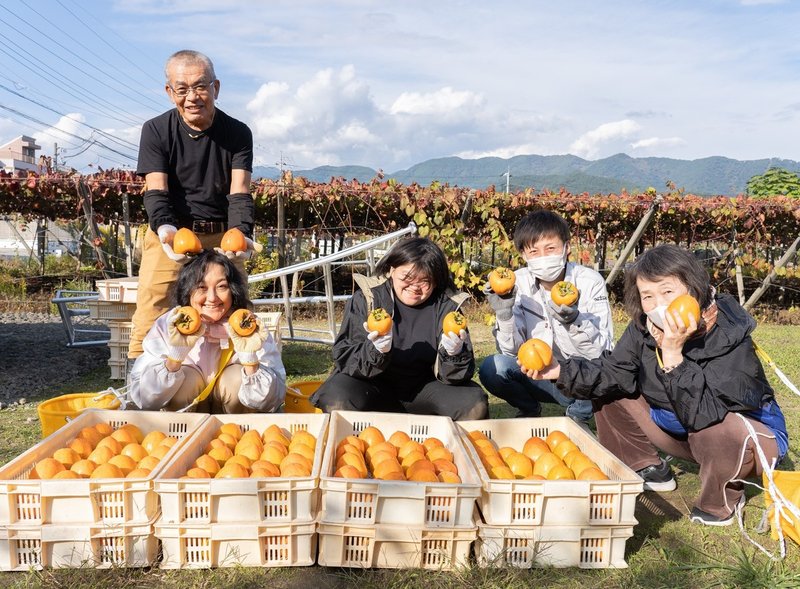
[551,281,579,306]
[517,338,553,372]
[367,308,392,336]
[229,308,258,337]
[220,227,248,252]
[488,267,516,295]
[172,228,202,255]
[667,294,701,325]
[442,311,468,335]
[174,306,202,335]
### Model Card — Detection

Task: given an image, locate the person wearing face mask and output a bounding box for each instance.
[129,250,285,413]
[523,244,787,526]
[310,237,489,421]
[479,210,614,422]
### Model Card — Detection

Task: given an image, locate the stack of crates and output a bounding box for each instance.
[153,413,329,568]
[316,410,480,570]
[0,409,208,570]
[458,417,644,569]
[92,278,138,380]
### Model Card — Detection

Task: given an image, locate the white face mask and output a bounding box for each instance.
[645,305,668,330]
[527,248,567,282]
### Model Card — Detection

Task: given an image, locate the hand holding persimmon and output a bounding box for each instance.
[517,338,553,372]
[366,308,392,336]
[488,267,516,295]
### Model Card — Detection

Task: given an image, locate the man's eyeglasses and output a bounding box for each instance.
[169,80,216,98]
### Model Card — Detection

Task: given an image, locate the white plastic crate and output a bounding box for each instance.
[96,277,139,303]
[108,341,129,364]
[0,409,208,527]
[87,300,136,321]
[156,413,329,525]
[317,520,475,570]
[458,417,643,527]
[475,517,634,569]
[109,359,127,380]
[0,518,158,570]
[318,410,480,528]
[108,320,134,343]
[156,520,317,569]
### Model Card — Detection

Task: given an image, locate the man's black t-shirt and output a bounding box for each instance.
[137,108,253,226]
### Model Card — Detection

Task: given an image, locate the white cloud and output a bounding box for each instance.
[569,120,642,159]
[631,137,687,150]
[456,143,557,160]
[390,87,485,116]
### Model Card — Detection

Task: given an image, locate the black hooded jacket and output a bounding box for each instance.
[556,294,774,432]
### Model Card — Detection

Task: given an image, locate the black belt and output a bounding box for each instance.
[190,220,227,234]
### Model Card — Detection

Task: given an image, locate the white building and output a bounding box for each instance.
[0,135,44,174]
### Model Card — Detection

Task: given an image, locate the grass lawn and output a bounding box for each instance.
[0,312,798,588]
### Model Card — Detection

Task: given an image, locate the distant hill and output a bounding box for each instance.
[253,154,800,196]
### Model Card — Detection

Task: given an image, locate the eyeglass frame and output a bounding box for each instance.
[168,79,217,98]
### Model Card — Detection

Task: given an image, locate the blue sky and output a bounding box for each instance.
[0,0,798,174]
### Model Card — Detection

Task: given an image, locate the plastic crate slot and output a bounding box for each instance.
[421,539,450,567]
[96,490,126,522]
[425,495,454,524]
[182,491,210,520]
[408,423,429,443]
[15,539,41,567]
[99,535,126,564]
[15,493,41,522]
[589,493,615,521]
[288,423,308,435]
[511,492,538,522]
[346,491,375,520]
[263,534,289,564]
[169,423,190,437]
[343,534,371,566]
[352,421,371,436]
[183,536,211,566]
[529,426,549,439]
[505,537,532,566]
[107,419,127,430]
[580,537,606,565]
[262,490,290,519]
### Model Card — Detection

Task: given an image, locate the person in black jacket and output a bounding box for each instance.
[524,245,787,526]
[311,237,489,421]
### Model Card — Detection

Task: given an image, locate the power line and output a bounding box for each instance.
[0,39,143,127]
[0,13,162,113]
[0,81,139,151]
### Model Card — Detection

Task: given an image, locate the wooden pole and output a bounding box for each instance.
[605,193,663,286]
[743,235,800,311]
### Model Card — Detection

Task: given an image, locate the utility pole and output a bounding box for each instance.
[503,166,511,194]
[53,142,58,171]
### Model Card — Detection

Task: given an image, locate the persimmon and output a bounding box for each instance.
[142,430,168,454]
[517,338,553,371]
[215,463,249,479]
[220,227,248,252]
[228,308,258,337]
[442,311,467,335]
[173,227,202,255]
[438,471,462,483]
[174,306,202,335]
[358,426,385,448]
[488,267,516,295]
[545,430,570,451]
[90,463,124,479]
[366,308,392,336]
[576,466,608,481]
[334,465,363,479]
[667,294,701,325]
[551,281,579,306]
[32,458,65,479]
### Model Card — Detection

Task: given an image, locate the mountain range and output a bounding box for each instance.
[253,153,800,196]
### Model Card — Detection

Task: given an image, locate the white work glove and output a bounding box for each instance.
[214,236,263,261]
[363,322,392,354]
[157,224,190,263]
[165,306,206,362]
[227,317,268,366]
[441,329,468,356]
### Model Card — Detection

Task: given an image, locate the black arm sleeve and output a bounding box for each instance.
[143,189,176,232]
[227,193,254,237]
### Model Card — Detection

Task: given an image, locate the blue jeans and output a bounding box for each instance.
[479,353,594,421]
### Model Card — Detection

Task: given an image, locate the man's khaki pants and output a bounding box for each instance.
[128,228,244,359]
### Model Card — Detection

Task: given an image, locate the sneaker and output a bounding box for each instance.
[636,458,677,492]
[689,497,744,527]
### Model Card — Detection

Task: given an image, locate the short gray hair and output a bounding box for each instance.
[165,50,216,82]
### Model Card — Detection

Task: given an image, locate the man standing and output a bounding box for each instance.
[129,50,255,360]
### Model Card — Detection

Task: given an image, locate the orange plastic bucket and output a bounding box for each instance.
[284,381,323,414]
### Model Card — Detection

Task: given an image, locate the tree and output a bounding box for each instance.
[746,167,800,198]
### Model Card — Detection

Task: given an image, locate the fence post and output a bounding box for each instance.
[743,235,800,311]
[605,193,663,286]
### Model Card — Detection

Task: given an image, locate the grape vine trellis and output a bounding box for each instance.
[1,170,798,299]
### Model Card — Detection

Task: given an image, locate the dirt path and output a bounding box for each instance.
[0,312,109,404]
